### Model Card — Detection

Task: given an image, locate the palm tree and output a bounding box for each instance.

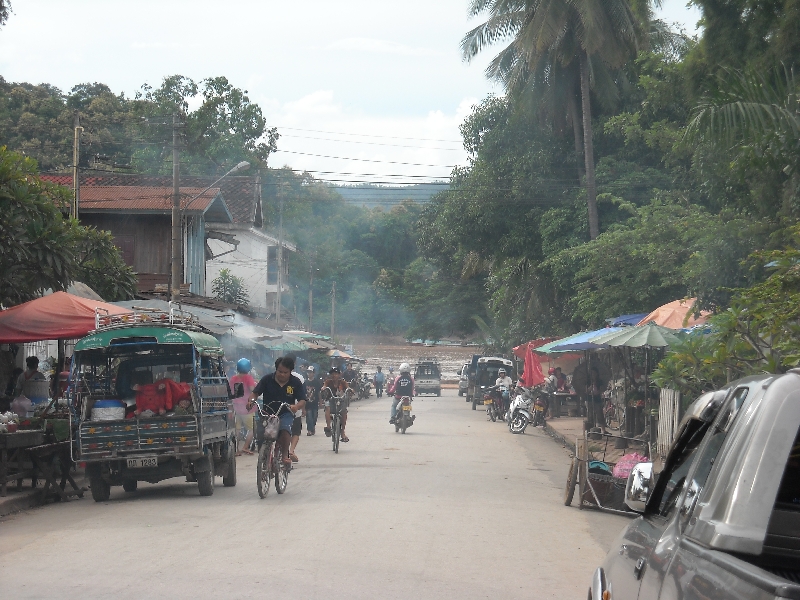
[462,0,645,239]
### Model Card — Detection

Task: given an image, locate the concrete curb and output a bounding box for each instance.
[0,490,41,517]
[543,421,576,455]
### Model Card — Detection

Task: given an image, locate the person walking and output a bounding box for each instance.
[229,358,257,455]
[373,365,386,397]
[304,365,322,436]
[246,356,306,466]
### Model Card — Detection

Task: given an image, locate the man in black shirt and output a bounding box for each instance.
[303,365,323,436]
[247,356,306,465]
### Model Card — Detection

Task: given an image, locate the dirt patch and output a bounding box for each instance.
[343,335,481,380]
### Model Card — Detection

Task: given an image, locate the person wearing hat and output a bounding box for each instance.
[322,366,351,442]
[229,358,257,455]
[303,365,323,436]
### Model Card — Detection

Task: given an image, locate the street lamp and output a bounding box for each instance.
[171,161,250,301]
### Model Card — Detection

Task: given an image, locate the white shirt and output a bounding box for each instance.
[496,376,513,388]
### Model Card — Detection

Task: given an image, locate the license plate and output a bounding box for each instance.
[127,457,157,469]
[484,400,493,404]
[402,406,412,411]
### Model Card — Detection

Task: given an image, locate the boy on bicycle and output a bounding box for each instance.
[321,367,351,443]
[247,356,306,466]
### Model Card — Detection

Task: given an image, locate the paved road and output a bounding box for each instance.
[0,390,630,599]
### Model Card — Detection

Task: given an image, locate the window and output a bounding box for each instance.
[676,387,749,523]
[267,247,278,285]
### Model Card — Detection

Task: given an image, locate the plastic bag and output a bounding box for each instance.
[10,395,32,419]
[258,415,280,442]
[612,452,648,480]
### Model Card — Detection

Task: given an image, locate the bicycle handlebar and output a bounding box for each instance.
[253,401,293,417]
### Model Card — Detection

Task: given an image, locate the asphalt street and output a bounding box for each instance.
[0,389,630,599]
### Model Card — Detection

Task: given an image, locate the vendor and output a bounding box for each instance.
[14,356,46,397]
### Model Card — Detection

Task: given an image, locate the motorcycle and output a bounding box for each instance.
[531,394,549,428]
[358,374,372,400]
[482,384,508,422]
[394,395,415,433]
[506,386,535,434]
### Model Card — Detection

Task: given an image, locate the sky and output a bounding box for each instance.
[0,0,701,187]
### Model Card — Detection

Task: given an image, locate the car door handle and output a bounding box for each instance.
[633,557,646,580]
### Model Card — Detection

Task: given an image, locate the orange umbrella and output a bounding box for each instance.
[0,291,131,342]
[636,298,710,329]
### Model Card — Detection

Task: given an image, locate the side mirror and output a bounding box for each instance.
[233,382,244,398]
[625,462,653,513]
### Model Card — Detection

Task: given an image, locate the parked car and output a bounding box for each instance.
[414,357,441,396]
[590,372,800,600]
[458,363,470,396]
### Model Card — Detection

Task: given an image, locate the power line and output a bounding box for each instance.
[279,133,462,151]
[273,149,458,168]
[276,126,462,143]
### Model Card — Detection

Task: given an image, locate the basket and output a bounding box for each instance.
[256,414,280,442]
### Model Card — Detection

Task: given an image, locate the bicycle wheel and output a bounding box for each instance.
[333,416,341,454]
[257,441,273,499]
[274,444,288,494]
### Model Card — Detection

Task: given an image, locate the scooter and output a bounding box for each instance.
[506,386,534,434]
[394,395,415,433]
[358,374,372,400]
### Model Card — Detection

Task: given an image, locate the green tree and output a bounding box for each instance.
[462,0,645,239]
[0,146,136,305]
[211,268,250,305]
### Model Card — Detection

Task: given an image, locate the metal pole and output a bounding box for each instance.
[331,281,336,341]
[308,263,313,332]
[276,189,284,327]
[170,113,182,302]
[72,112,82,219]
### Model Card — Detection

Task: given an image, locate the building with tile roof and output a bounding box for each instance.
[41,173,295,314]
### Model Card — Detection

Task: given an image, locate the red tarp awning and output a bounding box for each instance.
[512,338,558,359]
[0,291,131,343]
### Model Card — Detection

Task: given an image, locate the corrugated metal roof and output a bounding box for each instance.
[77,186,220,213]
[40,173,261,226]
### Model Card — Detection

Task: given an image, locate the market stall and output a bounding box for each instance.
[0,292,131,502]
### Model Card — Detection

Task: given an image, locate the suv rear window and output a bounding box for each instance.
[415,365,439,377]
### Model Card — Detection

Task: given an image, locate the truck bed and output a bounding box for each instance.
[79,415,203,460]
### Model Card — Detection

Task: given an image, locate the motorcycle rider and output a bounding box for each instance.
[373,366,385,397]
[342,363,357,385]
[495,368,513,414]
[387,363,414,424]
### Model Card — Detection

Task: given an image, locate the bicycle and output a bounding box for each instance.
[321,387,353,454]
[254,402,292,498]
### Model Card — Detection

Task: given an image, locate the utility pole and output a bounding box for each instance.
[72,112,83,219]
[308,263,314,333]
[331,281,336,341]
[276,187,284,328]
[170,113,182,302]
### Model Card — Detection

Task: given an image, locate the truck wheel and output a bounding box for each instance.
[472,396,477,410]
[458,390,463,396]
[90,476,110,502]
[197,459,214,497]
[222,444,237,487]
[122,479,138,493]
[436,389,441,397]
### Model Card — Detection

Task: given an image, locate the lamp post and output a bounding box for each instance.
[170,160,250,301]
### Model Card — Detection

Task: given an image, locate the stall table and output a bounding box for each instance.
[26,441,85,503]
[0,430,44,496]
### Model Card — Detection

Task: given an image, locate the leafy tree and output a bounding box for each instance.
[0,146,136,305]
[211,268,250,305]
[0,1,10,27]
